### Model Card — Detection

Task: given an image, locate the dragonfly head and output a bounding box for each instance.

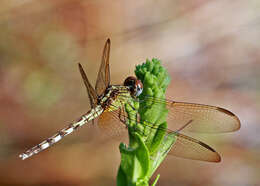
[124,76,143,97]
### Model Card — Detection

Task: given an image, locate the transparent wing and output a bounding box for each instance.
[168,133,221,162]
[95,38,111,96]
[138,96,241,133]
[106,104,221,162]
[98,109,128,139]
[78,63,98,108]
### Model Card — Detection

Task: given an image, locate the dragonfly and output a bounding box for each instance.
[19,39,241,162]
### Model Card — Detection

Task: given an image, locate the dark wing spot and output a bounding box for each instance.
[198,141,217,153]
[217,107,235,116]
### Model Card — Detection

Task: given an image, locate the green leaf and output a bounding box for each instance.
[117,132,150,186]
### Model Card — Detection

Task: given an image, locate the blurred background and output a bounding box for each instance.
[0,0,259,185]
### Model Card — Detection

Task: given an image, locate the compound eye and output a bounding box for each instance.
[124,76,136,87]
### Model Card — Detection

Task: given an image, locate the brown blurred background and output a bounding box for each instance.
[0,0,259,185]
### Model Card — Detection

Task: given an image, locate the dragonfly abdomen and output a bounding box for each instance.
[19,106,103,160]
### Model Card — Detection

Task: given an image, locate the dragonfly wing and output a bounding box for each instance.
[78,63,98,108]
[102,103,221,162]
[168,132,221,162]
[166,101,241,133]
[98,109,128,140]
[139,96,241,133]
[95,38,111,96]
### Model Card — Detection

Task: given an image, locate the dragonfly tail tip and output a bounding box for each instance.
[19,153,28,160]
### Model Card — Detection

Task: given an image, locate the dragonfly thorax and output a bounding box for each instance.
[99,85,132,112]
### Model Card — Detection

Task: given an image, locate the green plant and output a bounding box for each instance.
[117,59,175,186]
